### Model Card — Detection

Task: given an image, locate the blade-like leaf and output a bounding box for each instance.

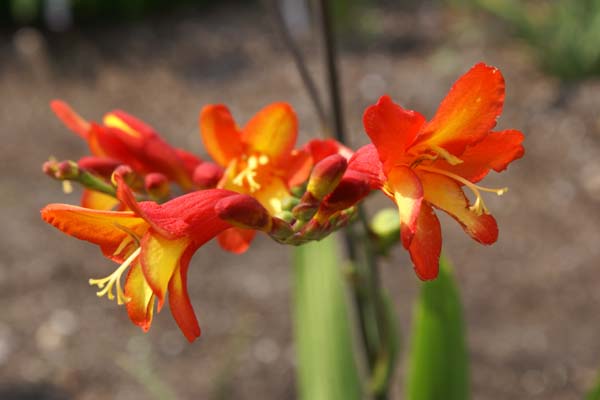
[293,235,362,400]
[406,256,469,400]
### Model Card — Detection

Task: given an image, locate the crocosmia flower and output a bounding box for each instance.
[355,63,524,280]
[51,100,202,209]
[200,103,312,253]
[40,170,270,341]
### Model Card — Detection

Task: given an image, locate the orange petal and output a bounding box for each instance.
[81,189,120,211]
[217,227,256,254]
[50,100,90,139]
[199,105,244,167]
[416,63,505,155]
[435,129,525,183]
[407,203,442,281]
[41,204,147,261]
[125,261,156,332]
[140,232,190,310]
[168,247,201,342]
[418,171,498,244]
[386,166,423,247]
[282,149,312,188]
[242,103,297,161]
[363,95,426,170]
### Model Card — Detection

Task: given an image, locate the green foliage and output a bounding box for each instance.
[586,373,600,400]
[293,235,362,400]
[462,0,600,80]
[406,256,469,400]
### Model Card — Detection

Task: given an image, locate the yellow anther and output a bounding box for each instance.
[232,154,269,192]
[418,166,507,216]
[62,181,73,194]
[89,247,140,305]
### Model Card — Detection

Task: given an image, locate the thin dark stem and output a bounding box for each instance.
[317,2,390,399]
[268,0,329,132]
[317,0,346,143]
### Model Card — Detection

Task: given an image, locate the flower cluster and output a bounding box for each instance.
[41,63,523,341]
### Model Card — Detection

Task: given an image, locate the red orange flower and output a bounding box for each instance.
[51,100,203,209]
[200,103,312,253]
[354,63,524,280]
[41,170,270,341]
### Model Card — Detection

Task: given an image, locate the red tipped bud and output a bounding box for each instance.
[269,217,294,241]
[112,165,142,190]
[145,173,170,201]
[319,170,371,216]
[307,154,347,200]
[215,194,272,231]
[193,162,223,189]
[43,160,79,180]
[292,192,319,221]
[77,156,121,177]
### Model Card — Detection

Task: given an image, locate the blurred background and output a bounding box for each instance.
[2,0,600,399]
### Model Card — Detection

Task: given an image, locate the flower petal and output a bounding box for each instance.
[50,100,90,139]
[81,189,120,211]
[217,227,256,254]
[250,177,290,215]
[304,138,353,163]
[386,166,423,247]
[415,63,505,155]
[140,232,190,310]
[282,149,313,188]
[407,203,441,281]
[199,105,244,167]
[418,171,498,244]
[347,144,386,189]
[363,95,426,170]
[242,103,298,161]
[168,247,201,342]
[40,204,147,262]
[435,129,525,183]
[125,260,156,332]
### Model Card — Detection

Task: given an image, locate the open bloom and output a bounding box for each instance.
[200,102,311,253]
[353,63,524,280]
[51,100,203,209]
[40,171,267,341]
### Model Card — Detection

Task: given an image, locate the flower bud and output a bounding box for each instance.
[78,156,121,177]
[215,194,272,232]
[321,170,371,213]
[307,154,347,200]
[193,162,223,189]
[292,194,319,221]
[269,217,294,241]
[111,165,142,190]
[56,160,79,180]
[145,173,170,201]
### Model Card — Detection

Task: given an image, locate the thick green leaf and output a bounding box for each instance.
[406,256,469,400]
[293,235,362,400]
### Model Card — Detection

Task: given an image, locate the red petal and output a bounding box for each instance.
[407,203,442,281]
[418,171,498,244]
[304,138,353,163]
[217,227,256,254]
[363,95,425,170]
[50,100,90,139]
[282,149,313,188]
[415,63,505,155]
[347,144,386,189]
[168,246,201,342]
[386,166,423,246]
[199,105,244,167]
[435,129,525,183]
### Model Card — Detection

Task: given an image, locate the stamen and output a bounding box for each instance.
[417,166,507,216]
[232,154,269,192]
[429,145,463,166]
[89,247,141,305]
[62,181,73,194]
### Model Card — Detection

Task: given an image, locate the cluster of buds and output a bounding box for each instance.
[40,63,524,340]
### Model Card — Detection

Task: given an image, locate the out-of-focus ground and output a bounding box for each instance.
[1,2,600,399]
